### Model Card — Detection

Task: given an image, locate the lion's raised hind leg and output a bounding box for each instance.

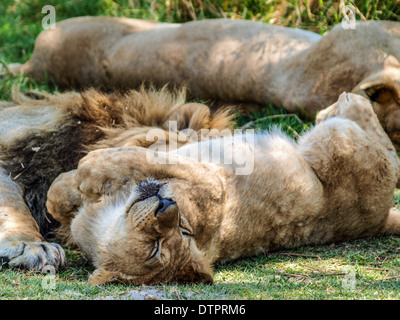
[317,92,396,152]
[46,170,82,226]
[318,92,400,188]
[303,92,400,238]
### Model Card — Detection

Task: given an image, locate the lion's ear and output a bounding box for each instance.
[175,261,213,284]
[175,250,213,284]
[360,82,400,104]
[88,268,118,285]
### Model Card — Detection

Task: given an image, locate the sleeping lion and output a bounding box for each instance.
[43,92,400,285]
[9,17,400,149]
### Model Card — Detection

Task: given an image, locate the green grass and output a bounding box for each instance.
[1,0,400,300]
[2,237,400,300]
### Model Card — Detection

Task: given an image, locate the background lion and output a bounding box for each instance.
[46,92,400,285]
[9,17,400,149]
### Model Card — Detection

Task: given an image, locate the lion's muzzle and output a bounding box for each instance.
[155,194,176,216]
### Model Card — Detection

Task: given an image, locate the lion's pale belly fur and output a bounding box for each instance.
[171,118,397,264]
[70,131,326,265]
[174,131,326,262]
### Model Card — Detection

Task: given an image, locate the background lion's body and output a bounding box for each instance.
[16,17,400,149]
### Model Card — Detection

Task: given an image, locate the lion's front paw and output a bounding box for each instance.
[75,149,132,199]
[0,239,66,271]
[47,170,82,225]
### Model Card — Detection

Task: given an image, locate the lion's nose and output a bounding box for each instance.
[155,195,176,215]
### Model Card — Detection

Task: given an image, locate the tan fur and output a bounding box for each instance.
[13,17,400,149]
[0,86,233,270]
[46,93,400,285]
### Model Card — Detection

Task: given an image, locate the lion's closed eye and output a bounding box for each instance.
[180,226,194,239]
[147,239,161,261]
[179,215,194,239]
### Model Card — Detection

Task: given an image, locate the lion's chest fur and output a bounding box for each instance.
[71,194,130,266]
